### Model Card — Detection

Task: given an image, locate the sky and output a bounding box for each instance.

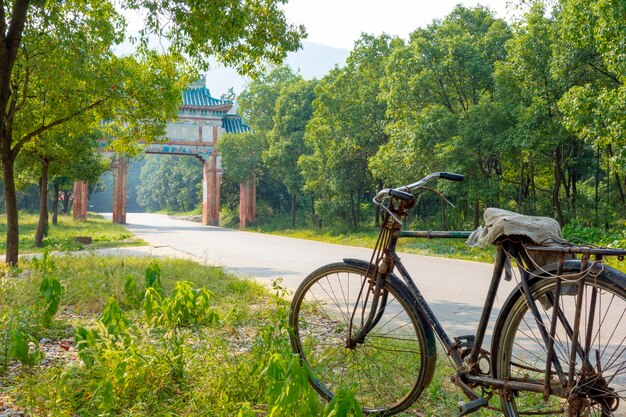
[281,0,512,50]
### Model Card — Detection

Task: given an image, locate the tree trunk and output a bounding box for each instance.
[473,200,480,229]
[52,180,60,225]
[440,198,447,230]
[571,170,577,219]
[374,180,383,228]
[290,193,296,228]
[35,158,49,247]
[311,195,321,228]
[62,191,70,214]
[595,147,600,225]
[349,192,356,229]
[553,147,564,227]
[607,145,625,214]
[518,158,525,208]
[2,156,19,265]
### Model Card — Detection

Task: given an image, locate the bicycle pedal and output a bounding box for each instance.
[457,398,488,416]
[454,334,475,349]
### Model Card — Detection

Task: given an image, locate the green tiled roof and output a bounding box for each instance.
[222,115,250,133]
[182,86,233,109]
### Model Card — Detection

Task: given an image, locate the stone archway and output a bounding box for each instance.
[76,78,254,227]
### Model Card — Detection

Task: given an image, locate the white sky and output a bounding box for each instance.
[282,0,512,50]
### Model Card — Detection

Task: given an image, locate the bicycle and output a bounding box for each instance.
[289,172,626,416]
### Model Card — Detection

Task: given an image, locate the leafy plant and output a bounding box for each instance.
[262,352,320,416]
[33,252,64,325]
[324,387,364,417]
[7,328,43,367]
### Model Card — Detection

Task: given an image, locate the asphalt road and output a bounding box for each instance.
[103,212,520,339]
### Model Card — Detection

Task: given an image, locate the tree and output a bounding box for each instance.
[302,34,400,229]
[555,0,626,219]
[377,6,511,227]
[0,0,304,264]
[265,78,316,227]
[234,66,300,223]
[217,131,266,186]
[136,155,202,212]
[17,128,107,246]
[238,66,300,132]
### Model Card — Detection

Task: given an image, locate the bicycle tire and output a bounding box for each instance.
[289,261,436,415]
[492,261,626,416]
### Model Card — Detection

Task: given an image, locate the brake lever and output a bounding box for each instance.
[416,186,456,208]
[373,197,403,225]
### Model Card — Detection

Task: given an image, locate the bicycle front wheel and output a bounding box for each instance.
[493,266,626,416]
[289,262,436,415]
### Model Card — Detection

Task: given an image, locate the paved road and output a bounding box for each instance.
[102,212,520,338]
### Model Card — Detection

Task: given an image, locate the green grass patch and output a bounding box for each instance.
[1,255,506,416]
[251,226,495,263]
[0,212,145,254]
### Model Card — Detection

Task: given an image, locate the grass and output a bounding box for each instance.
[244,218,626,267]
[248,226,496,263]
[0,212,146,254]
[0,255,505,416]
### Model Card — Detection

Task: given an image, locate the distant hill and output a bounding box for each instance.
[205,41,350,98]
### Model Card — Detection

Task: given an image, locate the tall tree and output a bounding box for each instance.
[556,0,626,218]
[302,34,400,229]
[17,128,107,246]
[378,6,511,226]
[265,78,316,227]
[0,0,304,264]
[136,155,202,212]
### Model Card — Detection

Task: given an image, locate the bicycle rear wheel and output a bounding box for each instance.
[493,266,626,416]
[289,262,436,415]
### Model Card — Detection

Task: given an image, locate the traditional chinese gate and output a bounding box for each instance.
[73,78,256,227]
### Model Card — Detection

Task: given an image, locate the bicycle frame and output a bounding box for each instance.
[359,198,590,399]
[349,173,626,414]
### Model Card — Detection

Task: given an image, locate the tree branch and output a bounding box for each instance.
[587,61,622,86]
[11,97,108,158]
[6,46,29,123]
[0,2,6,39]
[6,0,30,62]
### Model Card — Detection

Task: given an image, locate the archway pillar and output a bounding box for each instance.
[72,181,88,221]
[111,157,128,224]
[202,157,221,226]
[239,174,256,228]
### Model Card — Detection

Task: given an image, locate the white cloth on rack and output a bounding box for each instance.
[466,208,564,249]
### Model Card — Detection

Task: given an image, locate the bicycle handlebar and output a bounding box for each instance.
[374,172,464,203]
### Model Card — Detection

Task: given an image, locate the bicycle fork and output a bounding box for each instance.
[346,262,390,349]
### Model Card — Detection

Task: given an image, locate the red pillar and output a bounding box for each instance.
[202,127,222,226]
[202,158,221,226]
[72,181,88,221]
[111,157,128,224]
[239,174,256,228]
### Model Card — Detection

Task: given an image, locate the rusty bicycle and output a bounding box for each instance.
[289,172,626,416]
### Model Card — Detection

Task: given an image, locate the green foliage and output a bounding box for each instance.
[7,329,44,368]
[324,387,364,417]
[136,155,203,212]
[215,2,626,232]
[263,352,321,416]
[32,253,64,325]
[0,212,143,254]
[144,261,165,298]
[144,280,219,328]
[218,131,267,185]
[1,0,305,264]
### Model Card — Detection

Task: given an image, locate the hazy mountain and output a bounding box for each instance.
[205,41,350,98]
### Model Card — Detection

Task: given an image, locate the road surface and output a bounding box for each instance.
[102,212,519,338]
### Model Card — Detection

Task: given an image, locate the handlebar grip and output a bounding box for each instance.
[439,172,464,182]
[389,189,414,202]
